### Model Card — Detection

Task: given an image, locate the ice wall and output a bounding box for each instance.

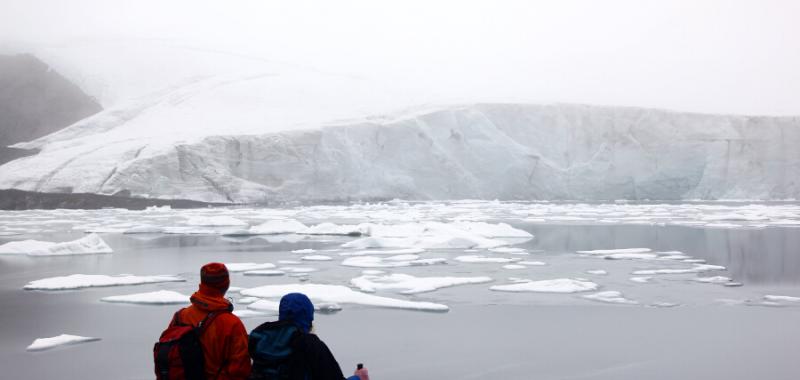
[0,103,798,202]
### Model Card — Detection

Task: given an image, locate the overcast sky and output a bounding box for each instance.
[1,0,799,115]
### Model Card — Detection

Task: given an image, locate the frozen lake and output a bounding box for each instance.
[1,201,800,379]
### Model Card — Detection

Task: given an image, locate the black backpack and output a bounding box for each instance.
[248,320,301,380]
[154,309,221,380]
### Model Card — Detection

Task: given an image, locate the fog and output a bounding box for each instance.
[1,0,799,116]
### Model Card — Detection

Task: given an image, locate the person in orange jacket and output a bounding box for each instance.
[168,262,252,379]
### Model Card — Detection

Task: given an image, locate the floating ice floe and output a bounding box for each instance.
[632,264,726,275]
[518,261,546,266]
[350,273,493,294]
[123,225,165,234]
[764,295,800,303]
[649,302,680,308]
[241,283,449,311]
[251,219,308,234]
[278,260,302,265]
[693,276,732,284]
[24,274,185,290]
[502,264,526,270]
[454,255,521,264]
[450,221,533,238]
[341,255,446,268]
[224,263,277,272]
[280,267,317,273]
[342,222,514,249]
[301,255,333,261]
[233,309,271,318]
[630,276,652,283]
[705,223,742,229]
[0,234,112,256]
[243,269,285,276]
[301,223,366,236]
[185,216,248,227]
[586,270,608,275]
[577,248,658,260]
[339,248,425,256]
[490,278,599,293]
[291,249,316,254]
[27,334,100,351]
[237,296,260,304]
[100,290,189,304]
[163,226,217,235]
[488,247,528,254]
[582,291,638,304]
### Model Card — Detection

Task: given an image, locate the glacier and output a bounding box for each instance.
[1,102,798,202]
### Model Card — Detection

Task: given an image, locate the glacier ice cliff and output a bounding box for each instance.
[0,103,798,202]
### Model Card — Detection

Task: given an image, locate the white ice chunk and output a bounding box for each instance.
[586,270,608,275]
[339,248,425,256]
[247,299,281,312]
[301,255,333,261]
[502,264,526,270]
[490,278,599,293]
[185,216,248,226]
[241,283,449,311]
[519,261,546,266]
[362,270,385,275]
[249,219,308,235]
[451,222,533,238]
[577,248,652,255]
[694,276,732,284]
[454,255,521,264]
[350,273,492,294]
[632,264,726,275]
[301,223,366,236]
[100,290,189,304]
[488,247,528,254]
[24,274,184,290]
[341,256,446,268]
[278,260,301,265]
[26,334,100,351]
[582,291,638,304]
[291,249,317,254]
[630,276,653,283]
[225,262,277,272]
[280,267,317,273]
[123,225,164,234]
[237,296,260,304]
[243,270,286,276]
[764,295,800,302]
[0,234,112,256]
[233,309,271,318]
[343,222,510,249]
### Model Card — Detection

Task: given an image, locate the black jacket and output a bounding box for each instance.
[249,320,346,380]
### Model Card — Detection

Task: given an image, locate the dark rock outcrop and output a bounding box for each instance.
[0,54,101,164]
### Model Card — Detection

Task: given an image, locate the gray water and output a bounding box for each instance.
[1,218,799,379]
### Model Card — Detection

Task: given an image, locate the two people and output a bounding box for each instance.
[157,262,362,380]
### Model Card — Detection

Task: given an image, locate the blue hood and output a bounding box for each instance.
[279,293,314,333]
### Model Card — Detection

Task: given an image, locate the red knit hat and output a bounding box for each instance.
[200,262,230,295]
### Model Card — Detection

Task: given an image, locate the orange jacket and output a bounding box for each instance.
[171,288,252,380]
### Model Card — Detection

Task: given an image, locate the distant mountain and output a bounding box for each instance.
[0,54,101,164]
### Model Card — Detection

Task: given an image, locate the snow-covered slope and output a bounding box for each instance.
[1,102,798,202]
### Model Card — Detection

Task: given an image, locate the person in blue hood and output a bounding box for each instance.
[248,293,349,380]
